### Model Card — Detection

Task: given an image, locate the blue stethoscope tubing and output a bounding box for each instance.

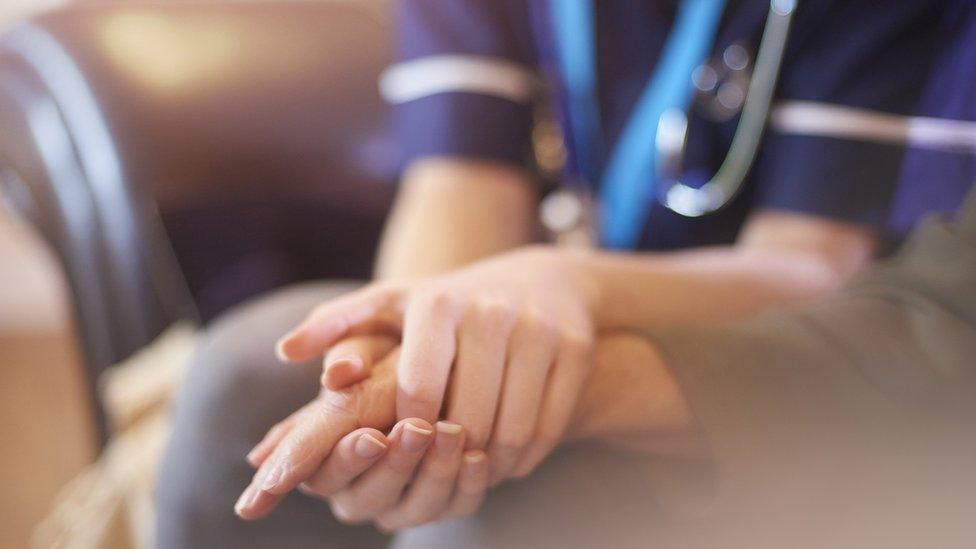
[550,0,798,249]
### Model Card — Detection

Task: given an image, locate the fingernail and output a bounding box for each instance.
[235,484,257,516]
[435,422,462,456]
[401,423,433,453]
[274,339,290,362]
[260,462,287,491]
[327,355,364,372]
[355,433,388,459]
[464,451,487,466]
[436,421,462,435]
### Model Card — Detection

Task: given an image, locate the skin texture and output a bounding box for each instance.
[239,158,879,529]
[373,158,538,280]
[237,336,497,525]
[238,331,695,529]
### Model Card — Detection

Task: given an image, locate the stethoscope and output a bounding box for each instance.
[542,0,797,249]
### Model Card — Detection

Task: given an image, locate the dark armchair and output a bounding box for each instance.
[0,0,398,444]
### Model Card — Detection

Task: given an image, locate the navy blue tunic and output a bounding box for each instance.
[386,0,974,250]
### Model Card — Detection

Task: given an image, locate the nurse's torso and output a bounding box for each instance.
[527,0,946,250]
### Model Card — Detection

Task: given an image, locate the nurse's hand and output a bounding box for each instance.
[276,246,600,480]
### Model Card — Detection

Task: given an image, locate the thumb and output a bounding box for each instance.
[322,335,399,391]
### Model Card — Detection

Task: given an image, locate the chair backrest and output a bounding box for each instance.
[0,0,396,444]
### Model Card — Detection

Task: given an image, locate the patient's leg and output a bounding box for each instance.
[392,442,711,549]
[155,282,389,549]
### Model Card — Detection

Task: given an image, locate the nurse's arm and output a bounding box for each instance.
[373,157,537,280]
[573,197,976,528]
[587,210,877,331]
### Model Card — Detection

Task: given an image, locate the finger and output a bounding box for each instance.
[445,299,515,449]
[374,421,465,531]
[322,335,398,391]
[442,450,490,519]
[299,428,389,498]
[246,397,325,468]
[235,457,286,520]
[246,417,298,469]
[329,419,434,523]
[486,313,557,483]
[237,352,401,520]
[276,285,399,363]
[511,335,592,478]
[396,292,463,422]
[235,400,360,522]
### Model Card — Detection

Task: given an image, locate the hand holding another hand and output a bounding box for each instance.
[276,246,601,480]
[237,336,491,530]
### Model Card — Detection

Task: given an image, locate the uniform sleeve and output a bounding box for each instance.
[752,0,969,237]
[650,188,976,518]
[381,0,538,168]
[885,1,976,234]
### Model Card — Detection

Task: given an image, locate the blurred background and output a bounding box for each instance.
[0,0,399,546]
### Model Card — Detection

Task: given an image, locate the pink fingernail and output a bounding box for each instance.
[436,422,462,435]
[355,433,388,459]
[401,423,433,453]
[328,355,364,371]
[235,484,257,516]
[435,422,463,456]
[275,334,291,362]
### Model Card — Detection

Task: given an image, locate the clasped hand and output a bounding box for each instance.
[235,247,601,529]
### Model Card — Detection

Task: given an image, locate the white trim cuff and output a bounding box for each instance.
[379,54,538,105]
[771,101,976,153]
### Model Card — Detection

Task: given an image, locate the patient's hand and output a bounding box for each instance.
[234,335,400,520]
[235,335,489,525]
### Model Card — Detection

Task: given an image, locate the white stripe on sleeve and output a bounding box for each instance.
[771,101,976,153]
[379,55,538,105]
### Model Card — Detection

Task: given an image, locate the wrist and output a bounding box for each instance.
[540,246,607,329]
[569,333,697,443]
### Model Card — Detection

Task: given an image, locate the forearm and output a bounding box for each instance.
[582,212,876,331]
[583,246,843,331]
[374,158,537,280]
[571,204,976,467]
[569,332,704,458]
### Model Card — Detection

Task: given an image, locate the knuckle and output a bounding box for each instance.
[559,330,595,356]
[518,310,558,342]
[470,298,516,330]
[330,501,362,524]
[417,290,457,317]
[351,491,392,516]
[426,463,457,482]
[385,456,421,477]
[491,432,531,454]
[399,380,442,412]
[320,390,360,419]
[463,429,491,451]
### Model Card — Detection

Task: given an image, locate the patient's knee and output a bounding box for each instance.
[174,290,323,443]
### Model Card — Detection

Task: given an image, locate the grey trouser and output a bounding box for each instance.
[155,283,705,549]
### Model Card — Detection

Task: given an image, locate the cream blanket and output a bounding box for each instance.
[33,324,198,549]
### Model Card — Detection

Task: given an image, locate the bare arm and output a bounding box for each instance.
[583,210,878,331]
[374,158,537,280]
